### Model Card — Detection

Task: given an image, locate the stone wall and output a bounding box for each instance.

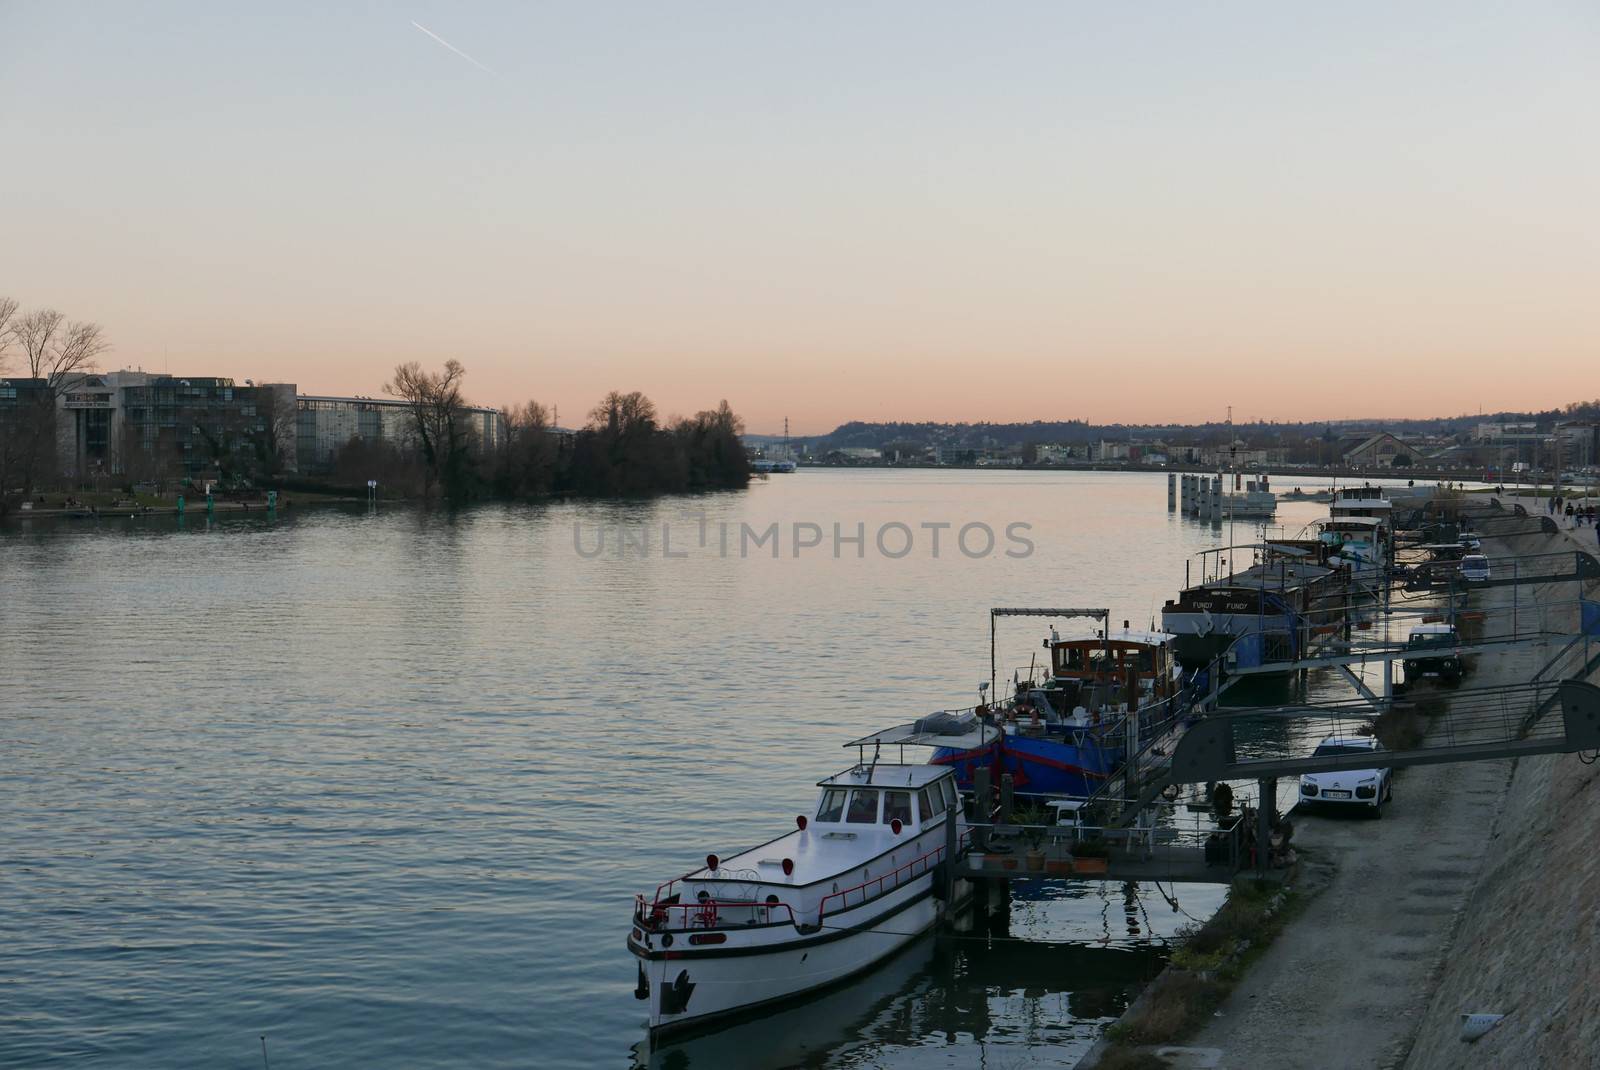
[1405,521,1600,1067]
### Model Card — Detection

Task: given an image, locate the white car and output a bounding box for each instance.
[1458,554,1491,583]
[1458,532,1481,552]
[1299,736,1392,817]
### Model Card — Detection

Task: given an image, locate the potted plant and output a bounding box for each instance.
[1013,804,1050,872]
[1072,838,1111,875]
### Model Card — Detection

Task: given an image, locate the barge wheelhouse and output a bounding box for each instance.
[916,623,1196,798]
[1161,543,1345,672]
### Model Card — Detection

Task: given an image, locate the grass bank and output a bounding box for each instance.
[1089,872,1311,1068]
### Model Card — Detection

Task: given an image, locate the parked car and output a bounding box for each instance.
[1299,736,1392,817]
[1458,532,1481,552]
[1459,554,1491,583]
[1403,623,1463,686]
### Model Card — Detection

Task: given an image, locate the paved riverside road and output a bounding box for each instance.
[1169,522,1557,1070]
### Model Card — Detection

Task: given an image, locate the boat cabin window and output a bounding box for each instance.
[1056,645,1093,672]
[845,790,880,824]
[937,777,957,812]
[916,787,936,821]
[816,789,847,823]
[1056,643,1156,676]
[882,791,912,826]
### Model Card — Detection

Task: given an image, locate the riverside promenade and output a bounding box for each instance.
[1148,501,1598,1070]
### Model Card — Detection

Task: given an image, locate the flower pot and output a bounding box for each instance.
[1025,849,1046,872]
[1072,856,1109,875]
[1001,856,1019,871]
[1045,859,1073,876]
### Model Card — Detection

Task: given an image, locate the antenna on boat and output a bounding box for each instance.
[867,740,881,779]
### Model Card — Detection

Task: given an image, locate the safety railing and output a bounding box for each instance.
[643,864,761,912]
[637,830,972,934]
[635,893,798,933]
[816,830,971,922]
[964,811,1247,871]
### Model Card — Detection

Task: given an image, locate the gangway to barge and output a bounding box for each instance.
[1225,630,1571,678]
[1168,678,1600,785]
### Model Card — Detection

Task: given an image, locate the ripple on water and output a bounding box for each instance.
[2,472,1402,1067]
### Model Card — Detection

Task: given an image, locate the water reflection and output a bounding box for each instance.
[1,471,1276,1068]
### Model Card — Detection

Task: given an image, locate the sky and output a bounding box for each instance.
[1,2,1596,435]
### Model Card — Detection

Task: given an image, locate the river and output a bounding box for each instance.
[1,469,1410,1068]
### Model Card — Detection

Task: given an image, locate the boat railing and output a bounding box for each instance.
[643,866,761,912]
[999,677,1185,739]
[967,811,1246,866]
[816,829,972,923]
[638,829,973,934]
[636,893,799,933]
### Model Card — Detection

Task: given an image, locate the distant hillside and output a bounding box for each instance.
[800,400,1600,452]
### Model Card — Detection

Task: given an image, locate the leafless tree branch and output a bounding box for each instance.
[0,296,18,372]
[6,308,105,395]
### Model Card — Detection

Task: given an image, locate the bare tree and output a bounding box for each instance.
[495,399,558,497]
[384,359,471,502]
[588,390,657,437]
[0,297,19,512]
[11,309,106,389]
[0,296,17,373]
[1,306,108,501]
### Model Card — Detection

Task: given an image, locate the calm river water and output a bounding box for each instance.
[1,470,1384,1068]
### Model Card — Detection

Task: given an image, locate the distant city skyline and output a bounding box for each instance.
[3,2,1596,436]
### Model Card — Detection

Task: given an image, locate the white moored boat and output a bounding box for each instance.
[628,762,968,1041]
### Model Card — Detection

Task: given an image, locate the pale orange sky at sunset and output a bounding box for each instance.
[3,2,1597,435]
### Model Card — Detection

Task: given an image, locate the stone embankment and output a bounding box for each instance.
[1402,499,1600,1068]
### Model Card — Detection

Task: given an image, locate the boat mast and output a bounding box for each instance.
[1227,405,1235,557]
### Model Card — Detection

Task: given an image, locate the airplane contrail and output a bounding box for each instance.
[410,20,496,75]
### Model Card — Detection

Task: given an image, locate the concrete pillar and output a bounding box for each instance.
[999,773,1014,824]
[1211,477,1224,525]
[973,765,992,848]
[1168,472,1177,511]
[1256,777,1276,876]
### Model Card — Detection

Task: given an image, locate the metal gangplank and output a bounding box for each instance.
[1225,630,1569,678]
[1167,678,1600,785]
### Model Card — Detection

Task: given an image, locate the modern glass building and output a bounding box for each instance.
[294,395,504,473]
[49,372,298,481]
[40,374,503,481]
